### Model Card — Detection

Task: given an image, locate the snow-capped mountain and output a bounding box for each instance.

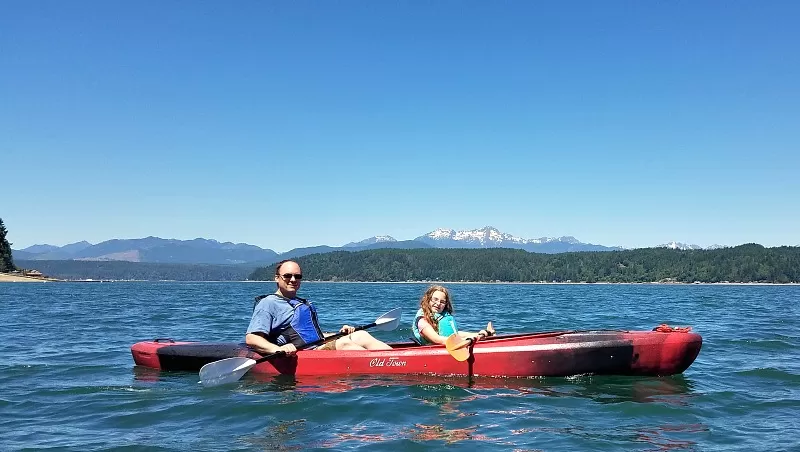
[420,226,551,246]
[659,241,705,250]
[415,226,621,253]
[659,242,728,250]
[343,236,398,247]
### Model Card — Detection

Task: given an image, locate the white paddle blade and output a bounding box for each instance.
[373,308,402,331]
[199,357,256,387]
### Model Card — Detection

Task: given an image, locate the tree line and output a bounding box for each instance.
[249,245,800,283]
[0,218,16,272]
[14,259,254,281]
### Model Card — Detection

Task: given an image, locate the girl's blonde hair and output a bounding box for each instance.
[418,285,453,333]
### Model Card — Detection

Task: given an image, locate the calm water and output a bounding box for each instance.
[1,282,799,451]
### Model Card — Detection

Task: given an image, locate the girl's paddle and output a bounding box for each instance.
[199,307,402,387]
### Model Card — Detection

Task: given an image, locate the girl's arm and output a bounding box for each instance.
[417,317,448,345]
[457,322,496,340]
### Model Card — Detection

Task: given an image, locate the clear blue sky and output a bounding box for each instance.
[2,1,798,252]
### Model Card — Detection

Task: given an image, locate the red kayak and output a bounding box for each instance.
[131,326,702,378]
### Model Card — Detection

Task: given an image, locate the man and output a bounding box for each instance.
[245,259,392,355]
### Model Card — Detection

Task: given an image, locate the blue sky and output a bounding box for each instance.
[2,1,798,252]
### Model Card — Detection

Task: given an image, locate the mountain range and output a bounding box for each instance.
[659,241,725,251]
[12,226,718,266]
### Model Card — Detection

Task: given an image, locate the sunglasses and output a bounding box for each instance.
[280,273,303,281]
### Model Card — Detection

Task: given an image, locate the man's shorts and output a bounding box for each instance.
[317,340,337,351]
[316,332,340,350]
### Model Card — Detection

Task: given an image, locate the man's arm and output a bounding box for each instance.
[245,296,297,355]
[245,332,297,355]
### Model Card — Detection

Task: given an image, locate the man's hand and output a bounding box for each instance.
[339,325,356,334]
[278,343,298,356]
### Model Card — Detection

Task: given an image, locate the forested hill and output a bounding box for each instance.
[16,260,254,281]
[249,244,800,283]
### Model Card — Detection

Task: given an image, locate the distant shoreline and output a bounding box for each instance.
[2,273,797,285]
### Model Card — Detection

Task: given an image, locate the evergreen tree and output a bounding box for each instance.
[0,218,16,272]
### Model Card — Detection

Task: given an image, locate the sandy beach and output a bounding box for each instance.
[0,273,54,283]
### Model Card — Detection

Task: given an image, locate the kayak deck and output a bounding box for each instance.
[131,328,702,378]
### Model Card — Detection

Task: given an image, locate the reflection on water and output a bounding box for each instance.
[132,365,201,385]
[415,391,485,418]
[553,375,696,406]
[634,423,707,451]
[239,419,306,451]
[132,367,702,449]
[240,373,696,405]
[318,425,393,448]
[133,366,696,406]
[316,423,518,448]
[132,366,162,383]
[243,373,700,449]
[404,424,493,444]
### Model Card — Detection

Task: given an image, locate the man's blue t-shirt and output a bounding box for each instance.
[246,294,298,345]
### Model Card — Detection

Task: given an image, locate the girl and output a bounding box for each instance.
[412,285,495,345]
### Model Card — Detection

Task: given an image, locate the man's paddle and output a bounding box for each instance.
[445,321,494,362]
[199,307,402,387]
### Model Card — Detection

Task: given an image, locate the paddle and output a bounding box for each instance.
[199,307,402,387]
[445,321,494,362]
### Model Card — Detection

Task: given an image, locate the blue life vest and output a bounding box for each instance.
[412,308,458,344]
[256,295,326,348]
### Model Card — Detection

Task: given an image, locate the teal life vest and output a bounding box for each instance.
[412,308,458,344]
